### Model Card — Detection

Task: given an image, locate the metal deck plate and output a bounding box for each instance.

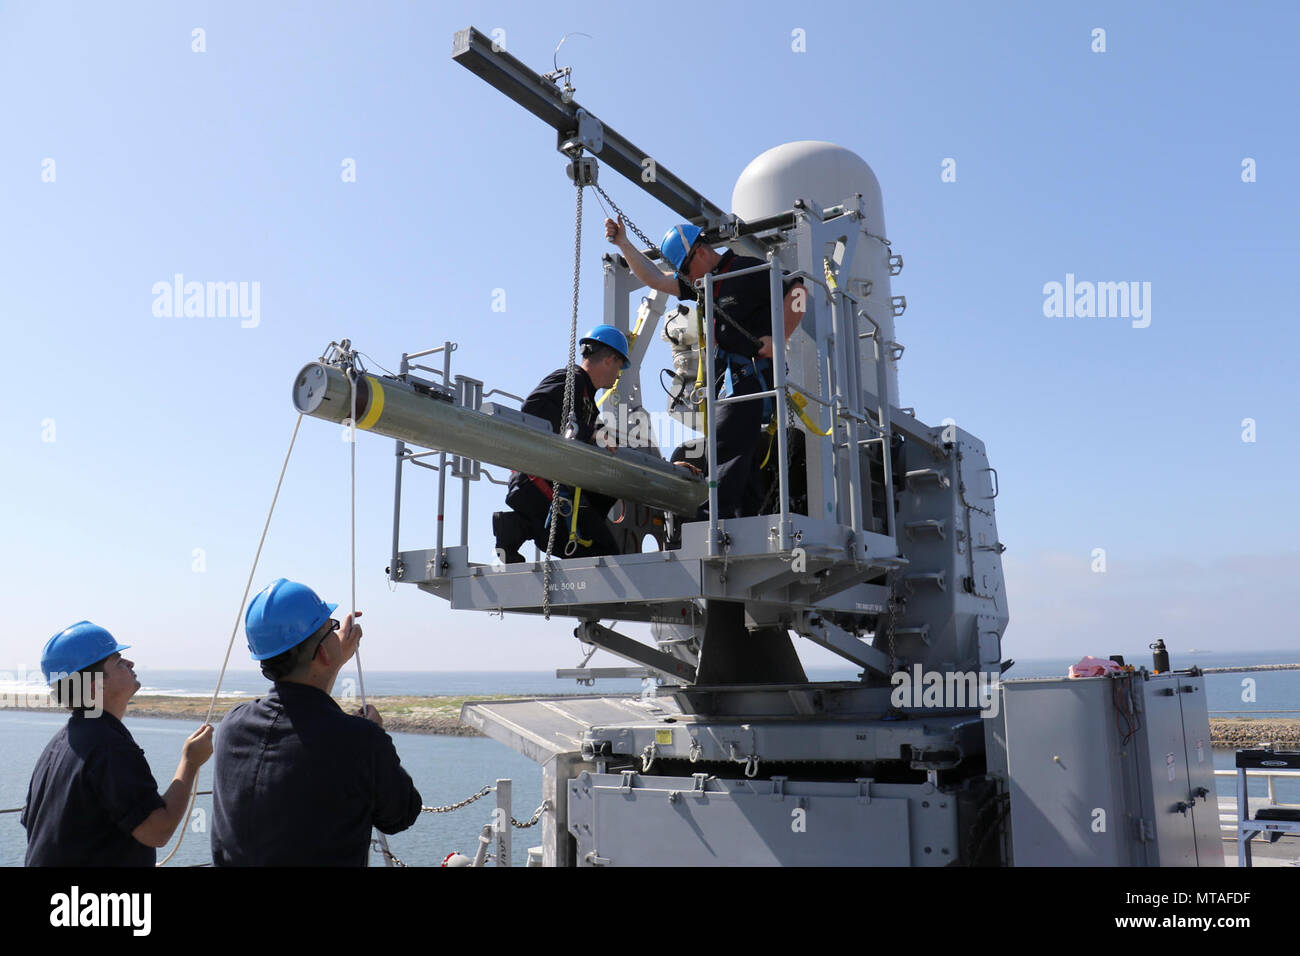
[460,694,682,763]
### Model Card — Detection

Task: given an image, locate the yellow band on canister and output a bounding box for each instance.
[357,375,386,430]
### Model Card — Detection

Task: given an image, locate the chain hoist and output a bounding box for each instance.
[543,171,586,620]
[885,567,901,674]
[592,181,658,253]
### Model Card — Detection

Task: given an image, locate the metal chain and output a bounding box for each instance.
[953,444,1000,601]
[595,178,746,342]
[511,801,549,829]
[593,181,658,253]
[371,840,408,867]
[543,178,585,619]
[368,801,545,868]
[955,445,994,518]
[885,568,900,673]
[421,784,493,814]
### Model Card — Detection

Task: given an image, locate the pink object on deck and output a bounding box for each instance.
[1068,655,1124,679]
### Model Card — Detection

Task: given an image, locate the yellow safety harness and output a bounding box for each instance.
[759,391,833,469]
[757,259,847,469]
[791,390,832,437]
[564,487,593,556]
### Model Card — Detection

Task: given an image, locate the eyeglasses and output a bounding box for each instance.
[309,619,341,660]
[681,244,699,274]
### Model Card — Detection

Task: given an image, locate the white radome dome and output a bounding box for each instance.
[732,141,886,237]
[731,141,900,406]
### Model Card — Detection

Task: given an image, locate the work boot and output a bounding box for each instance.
[492,511,527,564]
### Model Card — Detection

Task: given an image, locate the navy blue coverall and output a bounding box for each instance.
[210,682,422,866]
[22,711,165,867]
[502,365,618,557]
[677,251,802,519]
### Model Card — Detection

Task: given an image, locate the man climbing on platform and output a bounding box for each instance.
[492,325,629,563]
[210,578,422,866]
[606,217,806,519]
[22,622,213,866]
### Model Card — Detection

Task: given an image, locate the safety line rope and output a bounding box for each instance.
[349,367,393,867]
[158,414,305,866]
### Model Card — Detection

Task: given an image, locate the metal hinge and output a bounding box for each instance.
[894,625,930,646]
[905,571,946,592]
[905,468,950,489]
[904,519,946,540]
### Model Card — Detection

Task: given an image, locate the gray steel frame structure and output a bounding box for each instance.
[281,26,1219,866]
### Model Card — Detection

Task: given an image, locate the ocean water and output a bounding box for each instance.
[0,710,542,869]
[2,652,1296,867]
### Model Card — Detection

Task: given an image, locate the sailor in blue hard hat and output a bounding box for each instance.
[242,577,343,669]
[658,222,708,280]
[22,621,214,866]
[580,324,631,371]
[606,214,808,519]
[492,325,630,563]
[210,579,422,866]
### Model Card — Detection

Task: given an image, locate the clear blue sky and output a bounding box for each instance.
[1,1,1296,675]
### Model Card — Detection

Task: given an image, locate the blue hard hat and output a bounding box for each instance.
[41,621,130,685]
[660,223,703,273]
[580,325,630,370]
[245,578,338,661]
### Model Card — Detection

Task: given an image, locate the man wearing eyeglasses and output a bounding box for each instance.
[209,578,422,866]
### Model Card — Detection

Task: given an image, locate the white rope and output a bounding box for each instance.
[348,368,369,707]
[158,413,305,867]
[347,367,392,867]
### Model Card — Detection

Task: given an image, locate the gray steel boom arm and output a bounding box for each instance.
[452,25,759,258]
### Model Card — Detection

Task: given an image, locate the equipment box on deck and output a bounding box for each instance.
[1001,671,1222,866]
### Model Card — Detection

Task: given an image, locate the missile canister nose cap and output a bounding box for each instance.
[293,363,333,414]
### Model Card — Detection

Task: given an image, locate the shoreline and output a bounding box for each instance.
[2,694,1298,747]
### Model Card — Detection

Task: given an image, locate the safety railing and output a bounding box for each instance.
[4,781,543,869]
[1213,767,1300,817]
[1212,766,1300,843]
[388,341,513,582]
[697,238,895,556]
[701,256,790,554]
